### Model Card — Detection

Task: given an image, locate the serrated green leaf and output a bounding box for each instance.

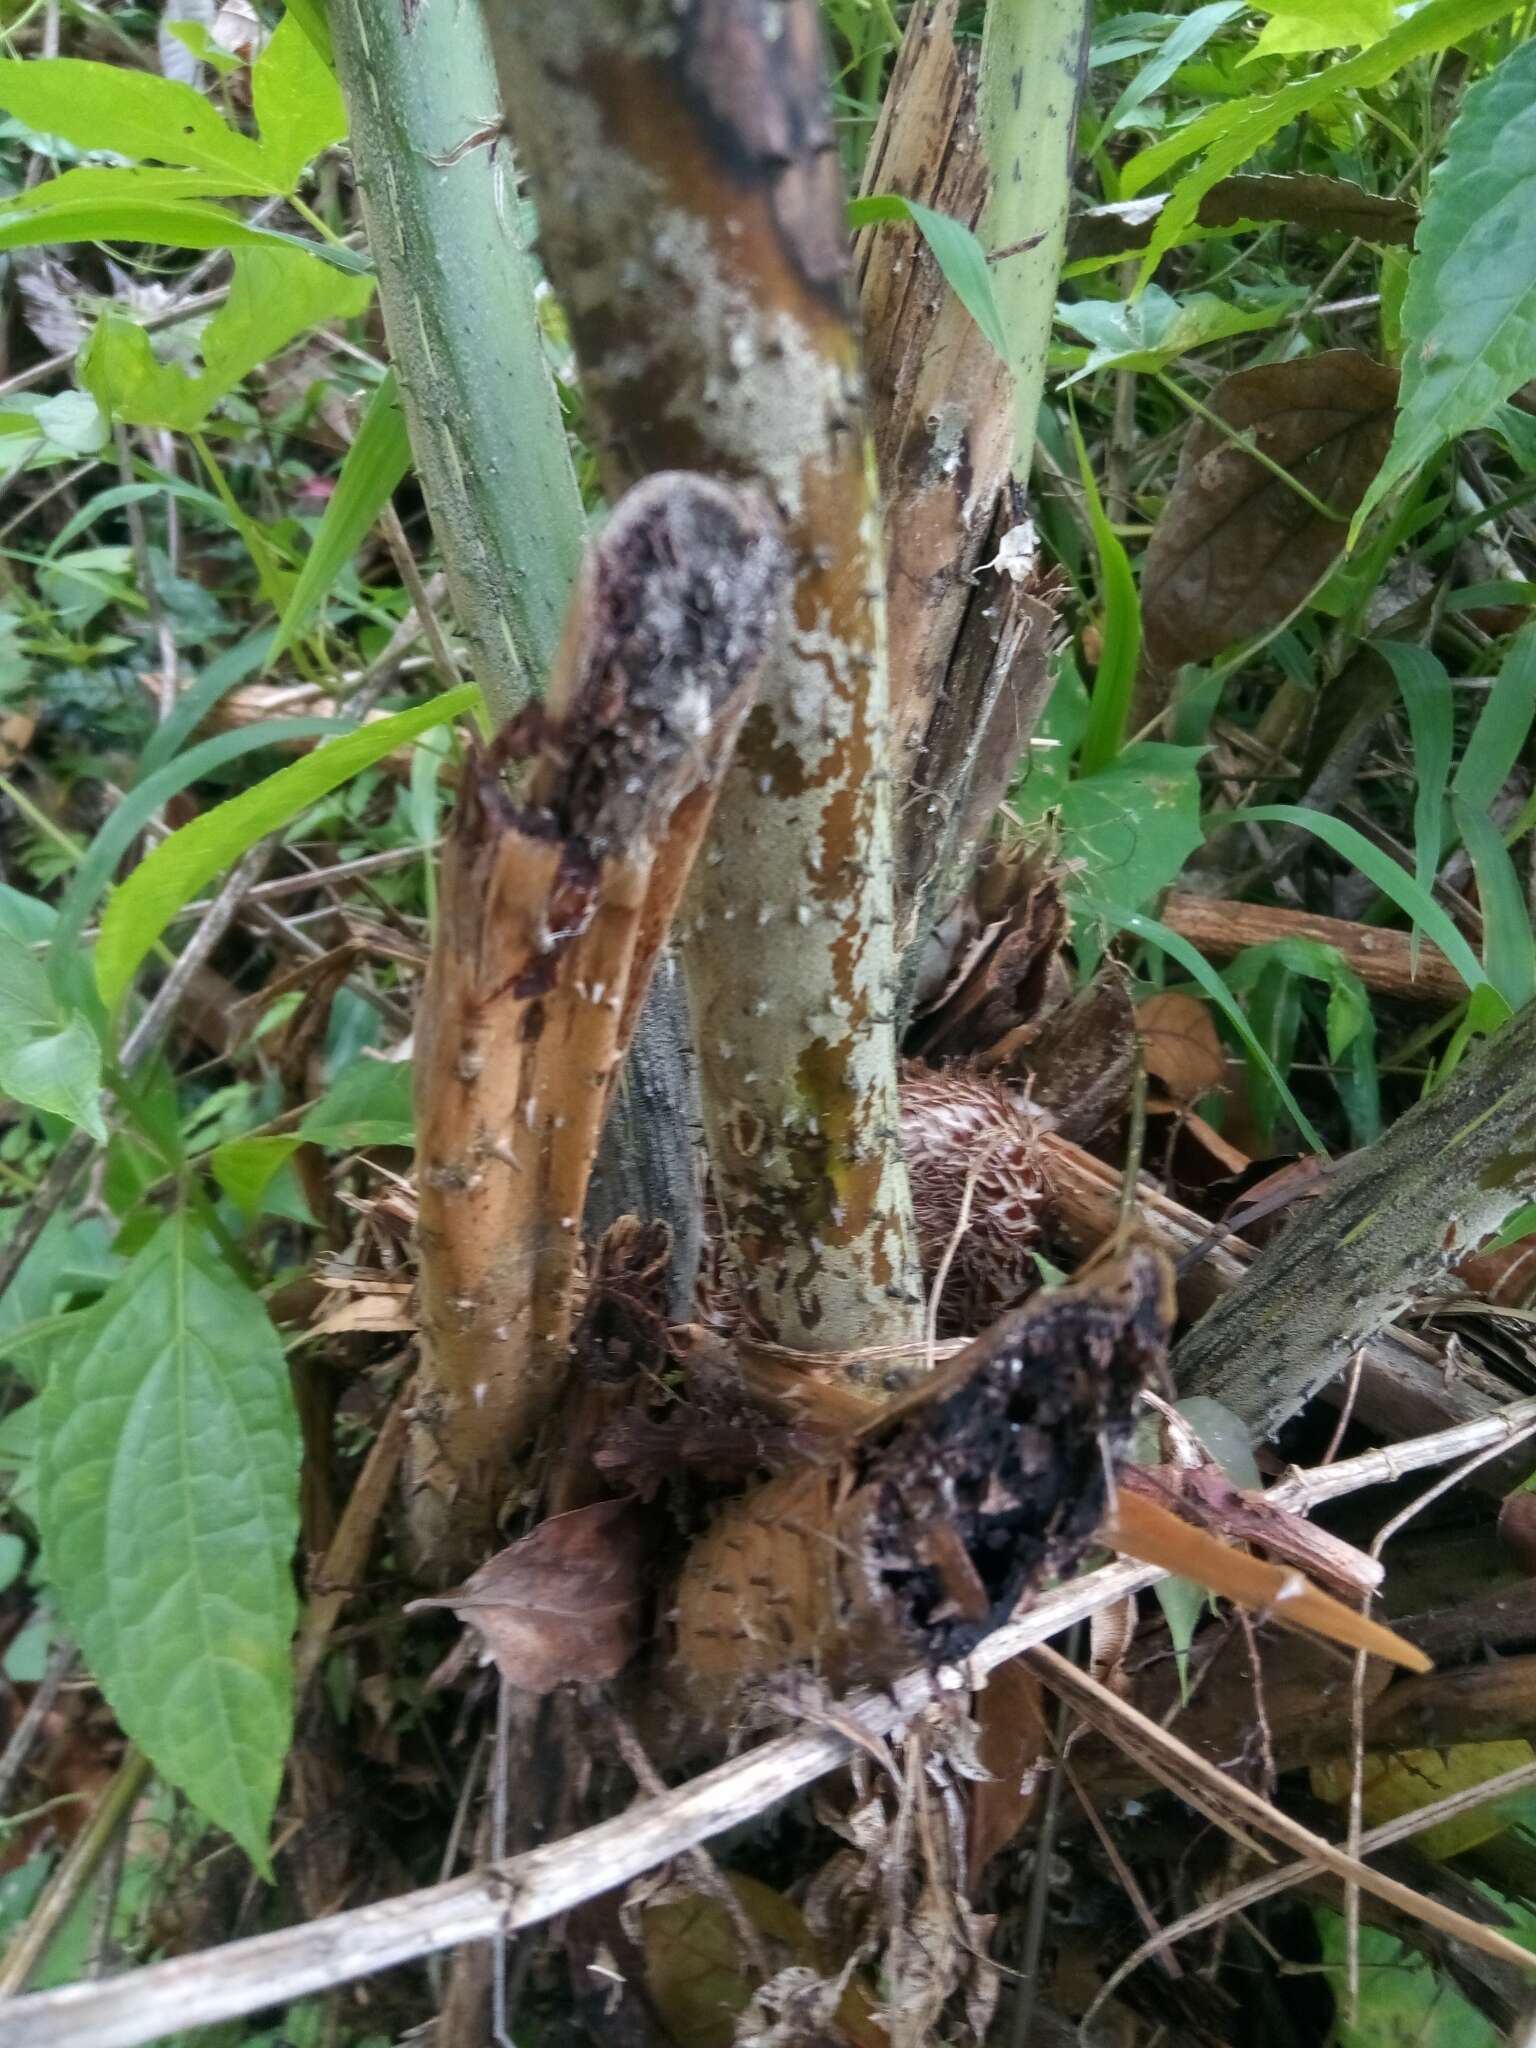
[1056,281,1303,381]
[1353,39,1536,540]
[83,244,373,432]
[1248,0,1393,62]
[0,58,269,185]
[0,935,104,1142]
[299,1061,414,1150]
[95,686,477,1014]
[271,372,412,661]
[250,10,347,192]
[849,193,1009,363]
[38,1214,300,1869]
[1121,0,1522,285]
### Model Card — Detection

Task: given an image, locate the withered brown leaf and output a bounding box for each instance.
[405,1497,645,1695]
[1141,350,1398,669]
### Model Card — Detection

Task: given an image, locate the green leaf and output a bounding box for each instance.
[1225,804,1489,996]
[1223,937,1382,1145]
[1248,0,1394,62]
[1061,745,1205,910]
[95,686,477,1014]
[1455,619,1536,813]
[1353,39,1536,540]
[1103,1,1243,132]
[1153,1575,1206,1704]
[250,10,347,192]
[1121,0,1523,284]
[0,935,104,1142]
[271,373,412,661]
[38,1214,299,1869]
[0,58,270,185]
[1099,905,1328,1152]
[1070,415,1142,775]
[1375,642,1454,916]
[49,716,354,970]
[1453,796,1536,1012]
[211,1136,304,1222]
[849,193,1009,363]
[1056,281,1303,382]
[83,245,373,432]
[299,1060,414,1150]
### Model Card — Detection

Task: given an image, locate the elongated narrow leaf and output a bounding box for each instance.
[1071,415,1141,773]
[1455,619,1536,813]
[1105,0,1243,133]
[1454,796,1536,1012]
[1228,804,1487,993]
[38,1214,299,1869]
[1355,40,1536,539]
[1121,0,1523,282]
[272,373,412,661]
[849,193,1009,363]
[96,686,477,1012]
[84,245,373,433]
[1140,352,1397,668]
[1098,904,1327,1152]
[49,716,351,970]
[0,58,270,185]
[1375,641,1453,911]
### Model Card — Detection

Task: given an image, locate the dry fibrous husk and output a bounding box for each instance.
[673,1247,1175,1696]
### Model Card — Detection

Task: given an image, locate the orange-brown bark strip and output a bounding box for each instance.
[856,0,1014,814]
[411,476,786,1567]
[485,1,925,1366]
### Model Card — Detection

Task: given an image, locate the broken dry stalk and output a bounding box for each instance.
[411,476,786,1567]
[675,1247,1171,1695]
[484,0,925,1364]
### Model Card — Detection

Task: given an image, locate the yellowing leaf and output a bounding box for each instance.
[1312,1743,1536,1860]
[1248,0,1394,61]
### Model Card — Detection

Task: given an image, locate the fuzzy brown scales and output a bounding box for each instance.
[485,0,924,1363]
[410,475,786,1570]
[674,1246,1174,1696]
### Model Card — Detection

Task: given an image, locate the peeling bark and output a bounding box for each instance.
[485,0,925,1366]
[410,475,786,1568]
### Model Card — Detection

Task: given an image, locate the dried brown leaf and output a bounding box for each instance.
[1066,172,1418,263]
[1141,350,1398,669]
[405,1498,645,1695]
[965,1658,1046,1886]
[1137,991,1226,1104]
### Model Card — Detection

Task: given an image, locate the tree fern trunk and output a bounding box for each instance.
[485,0,926,1369]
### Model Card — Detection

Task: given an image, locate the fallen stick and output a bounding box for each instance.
[1160,890,1465,1005]
[7,1393,1535,2048]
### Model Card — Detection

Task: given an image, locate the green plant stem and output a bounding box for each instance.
[978,0,1092,477]
[1155,371,1348,523]
[327,0,584,721]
